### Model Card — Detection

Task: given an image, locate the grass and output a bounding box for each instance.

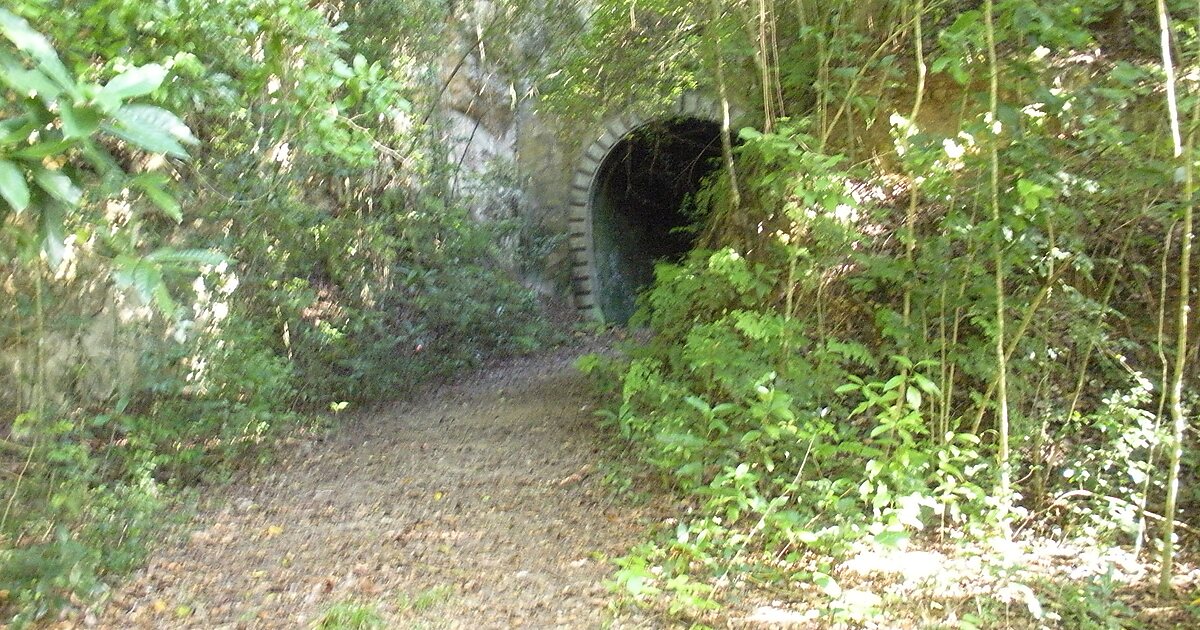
[397,584,455,613]
[314,599,386,630]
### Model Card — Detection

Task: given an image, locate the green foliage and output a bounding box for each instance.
[1034,571,1138,630]
[0,7,202,291]
[396,584,454,613]
[573,0,1197,619]
[315,600,386,630]
[0,411,164,625]
[1,1,553,624]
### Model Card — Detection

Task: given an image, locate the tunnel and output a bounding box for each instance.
[571,116,724,324]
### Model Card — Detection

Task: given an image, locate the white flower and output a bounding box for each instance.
[943,138,965,160]
[219,274,239,295]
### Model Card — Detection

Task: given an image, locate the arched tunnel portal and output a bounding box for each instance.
[569,95,727,323]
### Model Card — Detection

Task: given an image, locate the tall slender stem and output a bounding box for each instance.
[709,0,741,211]
[984,0,1012,537]
[1156,0,1194,594]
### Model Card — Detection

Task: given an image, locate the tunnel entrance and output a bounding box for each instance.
[584,117,723,323]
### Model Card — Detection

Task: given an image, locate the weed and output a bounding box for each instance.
[314,600,386,630]
[397,584,455,613]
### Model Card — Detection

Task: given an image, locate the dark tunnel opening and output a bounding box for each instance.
[591,117,724,324]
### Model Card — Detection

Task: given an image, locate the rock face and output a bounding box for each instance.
[433,4,575,299]
[430,3,746,314]
[0,284,145,418]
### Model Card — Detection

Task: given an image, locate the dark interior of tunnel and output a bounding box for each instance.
[591,117,724,324]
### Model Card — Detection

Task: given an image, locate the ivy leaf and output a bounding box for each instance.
[99,63,167,103]
[0,159,29,213]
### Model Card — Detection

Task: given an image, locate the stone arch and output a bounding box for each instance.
[568,92,731,322]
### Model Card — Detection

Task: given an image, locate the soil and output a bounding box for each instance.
[60,342,1200,629]
[86,346,663,629]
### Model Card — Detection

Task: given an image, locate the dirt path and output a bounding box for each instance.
[93,349,661,629]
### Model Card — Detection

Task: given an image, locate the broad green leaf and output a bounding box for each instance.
[12,139,74,160]
[0,114,35,145]
[32,168,80,206]
[874,528,910,548]
[104,121,183,156]
[0,53,60,100]
[711,402,737,416]
[912,373,941,397]
[654,431,705,450]
[112,255,176,317]
[106,104,197,157]
[0,9,75,94]
[738,127,763,141]
[100,63,166,101]
[61,102,100,139]
[0,159,29,212]
[38,201,65,268]
[144,248,226,267]
[151,272,176,316]
[331,58,354,79]
[813,571,842,598]
[683,395,711,416]
[140,182,181,222]
[905,387,922,410]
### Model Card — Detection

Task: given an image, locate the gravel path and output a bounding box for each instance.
[91,349,662,629]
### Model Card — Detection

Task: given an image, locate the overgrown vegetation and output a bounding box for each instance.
[0,1,551,624]
[561,0,1200,625]
[5,0,1200,626]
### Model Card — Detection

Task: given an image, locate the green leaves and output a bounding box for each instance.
[100,63,167,102]
[61,102,101,139]
[32,168,81,206]
[131,173,182,222]
[112,254,175,316]
[0,53,61,100]
[0,158,29,213]
[0,8,75,96]
[0,10,203,319]
[107,105,198,158]
[112,249,226,317]
[38,202,65,268]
